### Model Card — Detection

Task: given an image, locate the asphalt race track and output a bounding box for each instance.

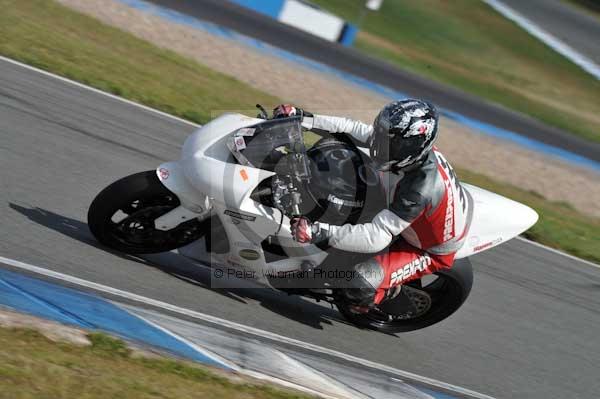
[144,0,600,163]
[499,0,600,64]
[1,58,600,399]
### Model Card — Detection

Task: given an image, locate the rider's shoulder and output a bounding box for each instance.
[402,151,438,181]
[395,151,444,199]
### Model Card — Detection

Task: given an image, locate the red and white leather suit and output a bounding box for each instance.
[303,114,473,304]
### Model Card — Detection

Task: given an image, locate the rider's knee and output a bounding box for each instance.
[355,259,385,288]
[344,259,384,306]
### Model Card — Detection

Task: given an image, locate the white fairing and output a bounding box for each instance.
[160,113,329,286]
[158,113,274,210]
[455,183,538,259]
[156,112,538,287]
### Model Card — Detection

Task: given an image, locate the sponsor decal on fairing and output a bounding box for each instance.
[239,169,249,182]
[158,168,169,180]
[224,210,256,221]
[474,238,502,252]
[239,249,261,261]
[233,136,246,151]
[327,194,364,208]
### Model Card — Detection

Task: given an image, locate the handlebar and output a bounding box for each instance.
[256,104,269,119]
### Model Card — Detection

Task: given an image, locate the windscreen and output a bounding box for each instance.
[227,117,310,179]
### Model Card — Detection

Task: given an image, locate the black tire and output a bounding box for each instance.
[337,258,473,333]
[88,171,206,254]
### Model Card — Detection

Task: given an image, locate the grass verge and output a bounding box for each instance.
[0,0,278,125]
[311,0,600,143]
[0,0,598,263]
[0,327,310,399]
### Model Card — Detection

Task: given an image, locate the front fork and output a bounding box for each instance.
[154,202,211,231]
[154,162,212,231]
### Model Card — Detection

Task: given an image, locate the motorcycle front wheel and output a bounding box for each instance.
[336,258,473,333]
[87,170,206,254]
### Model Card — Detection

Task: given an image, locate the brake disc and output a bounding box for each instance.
[380,285,432,320]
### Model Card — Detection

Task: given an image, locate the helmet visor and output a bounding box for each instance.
[371,127,426,167]
[370,122,391,164]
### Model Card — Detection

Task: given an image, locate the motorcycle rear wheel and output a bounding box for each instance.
[336,258,473,333]
[87,171,206,254]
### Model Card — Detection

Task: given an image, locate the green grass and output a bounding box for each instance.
[0,328,310,399]
[0,0,598,263]
[311,0,600,143]
[0,0,278,125]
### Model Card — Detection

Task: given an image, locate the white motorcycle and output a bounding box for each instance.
[88,106,538,333]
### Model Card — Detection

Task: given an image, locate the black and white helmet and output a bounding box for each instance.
[370,99,439,170]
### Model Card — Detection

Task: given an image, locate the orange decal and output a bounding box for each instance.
[240,169,249,182]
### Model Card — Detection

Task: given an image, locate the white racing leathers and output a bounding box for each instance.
[305,114,473,256]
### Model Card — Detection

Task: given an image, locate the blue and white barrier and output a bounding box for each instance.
[229,0,358,46]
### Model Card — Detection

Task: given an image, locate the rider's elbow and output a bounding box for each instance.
[365,234,392,253]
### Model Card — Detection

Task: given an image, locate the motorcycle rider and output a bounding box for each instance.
[273,100,472,312]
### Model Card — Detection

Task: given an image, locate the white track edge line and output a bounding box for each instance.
[0,255,493,399]
[482,0,600,80]
[240,369,343,399]
[120,311,345,399]
[136,301,362,398]
[2,54,596,269]
[0,55,199,128]
[124,309,240,371]
[268,348,368,399]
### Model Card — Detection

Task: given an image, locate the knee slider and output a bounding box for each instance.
[344,259,384,306]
